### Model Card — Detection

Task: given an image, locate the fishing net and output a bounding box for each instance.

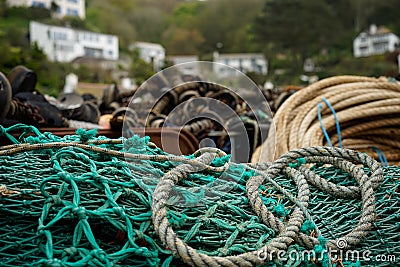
[0,124,399,267]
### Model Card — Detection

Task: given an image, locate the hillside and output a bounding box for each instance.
[0,0,399,96]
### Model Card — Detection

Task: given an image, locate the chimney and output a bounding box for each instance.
[369,24,377,35]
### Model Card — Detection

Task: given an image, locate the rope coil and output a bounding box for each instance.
[253,75,400,164]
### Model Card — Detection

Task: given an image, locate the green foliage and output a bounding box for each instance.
[162,26,205,55]
[170,1,202,28]
[321,54,398,78]
[0,4,69,96]
[367,0,400,33]
[4,25,28,47]
[253,0,338,71]
[129,49,155,86]
[162,0,264,55]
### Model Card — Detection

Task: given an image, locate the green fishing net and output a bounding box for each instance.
[0,124,398,267]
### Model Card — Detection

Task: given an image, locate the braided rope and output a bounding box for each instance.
[151,150,311,266]
[253,75,400,164]
[247,146,382,251]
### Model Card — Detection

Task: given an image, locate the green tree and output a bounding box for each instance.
[367,0,400,33]
[253,0,337,72]
[162,27,205,55]
[130,49,154,85]
[162,0,263,55]
[86,1,136,47]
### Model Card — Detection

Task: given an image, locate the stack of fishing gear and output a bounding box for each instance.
[0,67,105,129]
[0,124,399,266]
[136,80,271,160]
[253,75,400,165]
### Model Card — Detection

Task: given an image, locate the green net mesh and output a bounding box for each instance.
[0,124,399,267]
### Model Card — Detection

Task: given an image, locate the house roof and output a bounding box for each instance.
[376,26,391,34]
[131,42,165,51]
[360,24,395,37]
[30,21,118,38]
[216,53,265,60]
[72,56,116,64]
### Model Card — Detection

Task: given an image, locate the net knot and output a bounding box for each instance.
[37,225,46,235]
[75,128,98,142]
[93,175,106,184]
[45,259,62,267]
[217,247,230,256]
[288,157,307,168]
[92,249,107,262]
[211,155,231,167]
[300,219,316,234]
[57,172,73,182]
[216,201,228,208]
[136,247,155,258]
[16,253,26,260]
[72,207,87,220]
[124,135,149,154]
[113,206,125,216]
[236,222,249,233]
[273,204,288,217]
[198,215,211,224]
[46,195,62,205]
[0,125,6,136]
[64,247,78,256]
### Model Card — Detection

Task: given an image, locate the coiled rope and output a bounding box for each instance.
[253,75,400,164]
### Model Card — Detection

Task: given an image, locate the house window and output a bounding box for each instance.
[373,41,389,53]
[66,8,79,16]
[53,31,67,41]
[84,47,103,58]
[32,1,46,8]
[108,50,114,56]
[31,1,46,8]
[56,45,73,52]
[107,37,114,45]
[67,0,79,3]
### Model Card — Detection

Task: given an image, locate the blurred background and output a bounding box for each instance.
[1,0,400,97]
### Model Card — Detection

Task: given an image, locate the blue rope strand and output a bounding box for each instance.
[317,103,332,147]
[322,98,342,148]
[372,147,389,167]
[317,98,343,148]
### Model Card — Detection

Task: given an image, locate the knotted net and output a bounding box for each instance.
[0,124,398,266]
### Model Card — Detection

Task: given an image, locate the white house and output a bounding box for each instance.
[213,52,268,76]
[353,24,400,58]
[30,21,119,62]
[130,42,165,71]
[168,55,200,74]
[6,0,85,19]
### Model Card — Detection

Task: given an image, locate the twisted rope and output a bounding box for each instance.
[253,75,400,164]
[247,146,382,251]
[151,150,310,266]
